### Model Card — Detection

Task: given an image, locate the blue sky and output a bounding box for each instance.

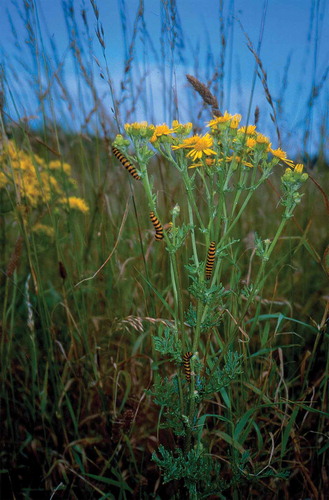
[0,0,328,158]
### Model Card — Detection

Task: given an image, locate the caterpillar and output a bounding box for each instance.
[205,241,216,280]
[112,146,141,180]
[183,352,193,383]
[149,211,164,240]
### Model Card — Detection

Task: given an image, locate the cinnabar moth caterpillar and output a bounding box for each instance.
[205,241,216,280]
[112,146,141,180]
[183,352,193,383]
[149,211,164,240]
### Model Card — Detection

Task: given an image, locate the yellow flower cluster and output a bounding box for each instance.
[208,111,242,130]
[120,114,304,174]
[123,120,193,143]
[0,140,88,213]
[59,196,89,214]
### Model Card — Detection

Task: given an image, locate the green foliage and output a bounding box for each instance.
[254,232,271,261]
[202,351,243,397]
[152,445,228,497]
[185,303,222,331]
[148,377,187,436]
[153,326,182,363]
[167,222,192,252]
[188,275,231,306]
[228,450,290,491]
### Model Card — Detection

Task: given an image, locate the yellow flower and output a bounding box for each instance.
[207,111,234,128]
[1,140,86,216]
[150,123,174,143]
[124,121,149,131]
[6,141,18,159]
[49,160,71,175]
[186,136,217,161]
[173,133,217,161]
[238,125,257,135]
[172,136,196,150]
[230,114,242,129]
[0,172,8,189]
[294,163,304,173]
[269,147,294,166]
[246,137,256,149]
[32,223,55,238]
[256,133,271,145]
[60,196,89,213]
[226,155,253,168]
[172,120,193,135]
[270,147,286,158]
[188,157,216,169]
[282,165,308,184]
[124,121,155,138]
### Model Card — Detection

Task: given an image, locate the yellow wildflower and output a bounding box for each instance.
[124,121,155,139]
[1,140,87,218]
[172,136,196,150]
[49,160,71,175]
[186,135,217,161]
[173,134,217,161]
[270,147,294,166]
[60,196,89,214]
[294,163,304,173]
[150,123,174,143]
[32,223,55,238]
[238,125,257,135]
[270,147,287,158]
[124,121,149,131]
[0,172,8,189]
[172,120,193,135]
[230,114,242,129]
[246,137,257,149]
[207,111,234,128]
[226,155,253,168]
[6,141,18,159]
[256,133,271,145]
[189,157,217,169]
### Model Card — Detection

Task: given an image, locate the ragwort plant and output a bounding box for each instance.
[113,111,308,498]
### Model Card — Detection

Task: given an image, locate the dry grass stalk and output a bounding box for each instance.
[6,236,23,278]
[186,74,222,117]
[241,28,281,146]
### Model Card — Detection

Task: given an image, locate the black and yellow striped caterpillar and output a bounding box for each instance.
[205,241,216,280]
[112,146,141,180]
[182,352,193,383]
[149,211,164,240]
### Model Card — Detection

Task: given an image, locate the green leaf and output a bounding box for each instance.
[85,473,133,492]
[281,406,299,457]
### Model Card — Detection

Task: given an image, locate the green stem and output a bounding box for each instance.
[185,300,205,453]
[182,170,205,233]
[138,155,186,413]
[237,215,289,331]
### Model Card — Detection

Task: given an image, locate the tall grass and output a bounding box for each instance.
[0,0,328,498]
